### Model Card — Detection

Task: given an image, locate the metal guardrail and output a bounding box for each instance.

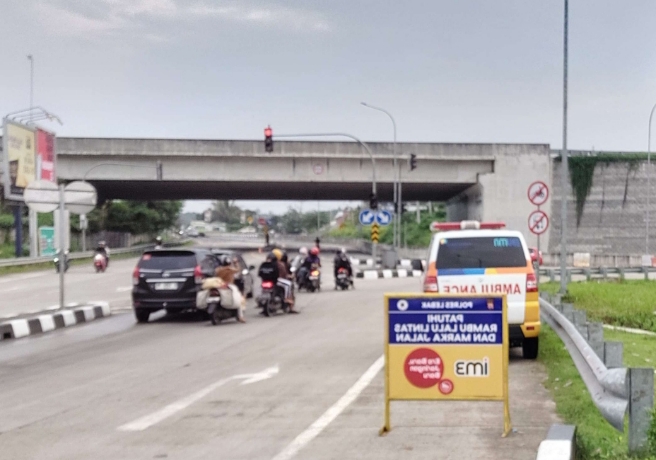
[540,293,654,453]
[539,266,656,282]
[0,241,188,269]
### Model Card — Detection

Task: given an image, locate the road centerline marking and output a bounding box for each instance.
[271,355,384,460]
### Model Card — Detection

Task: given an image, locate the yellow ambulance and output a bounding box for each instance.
[422,221,540,359]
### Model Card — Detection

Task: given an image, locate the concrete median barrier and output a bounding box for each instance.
[0,301,111,341]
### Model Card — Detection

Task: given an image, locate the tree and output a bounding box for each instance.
[213,201,242,225]
[280,208,303,234]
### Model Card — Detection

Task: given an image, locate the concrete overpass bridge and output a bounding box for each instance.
[51,138,551,245]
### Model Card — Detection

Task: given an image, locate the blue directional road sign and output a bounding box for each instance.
[376,210,392,226]
[359,209,376,225]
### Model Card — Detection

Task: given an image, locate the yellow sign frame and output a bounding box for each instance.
[380,293,511,437]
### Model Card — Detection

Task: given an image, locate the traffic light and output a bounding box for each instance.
[369,193,378,210]
[410,153,417,171]
[264,125,273,153]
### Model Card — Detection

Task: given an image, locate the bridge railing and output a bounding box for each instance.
[539,292,653,453]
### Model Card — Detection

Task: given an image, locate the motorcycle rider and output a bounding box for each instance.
[95,241,110,267]
[333,248,354,286]
[273,249,296,312]
[258,252,297,313]
[293,247,308,285]
[298,247,321,288]
[154,236,163,249]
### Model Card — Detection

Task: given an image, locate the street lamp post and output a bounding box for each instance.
[559,0,569,295]
[646,102,656,255]
[273,132,378,259]
[361,103,398,249]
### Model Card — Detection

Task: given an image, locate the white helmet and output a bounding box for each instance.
[341,247,347,255]
[299,246,308,256]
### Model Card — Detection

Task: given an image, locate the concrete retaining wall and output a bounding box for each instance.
[549,156,654,254]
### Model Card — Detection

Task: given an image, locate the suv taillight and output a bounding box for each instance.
[423,275,438,292]
[194,265,203,284]
[526,273,538,292]
[132,267,140,286]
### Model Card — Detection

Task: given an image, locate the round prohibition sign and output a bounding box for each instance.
[527,181,549,206]
[528,210,549,235]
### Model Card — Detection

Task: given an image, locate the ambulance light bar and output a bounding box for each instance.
[430,221,506,232]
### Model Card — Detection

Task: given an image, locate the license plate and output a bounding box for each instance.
[155,282,178,290]
[207,297,221,302]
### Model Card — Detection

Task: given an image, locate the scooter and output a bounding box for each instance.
[335,267,352,290]
[257,280,288,317]
[53,251,70,273]
[207,288,240,325]
[93,253,107,273]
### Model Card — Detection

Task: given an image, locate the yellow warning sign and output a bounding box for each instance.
[371,223,380,243]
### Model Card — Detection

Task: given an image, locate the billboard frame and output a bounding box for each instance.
[2,117,57,203]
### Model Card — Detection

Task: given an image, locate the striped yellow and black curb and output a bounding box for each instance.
[355,269,423,279]
[0,302,111,341]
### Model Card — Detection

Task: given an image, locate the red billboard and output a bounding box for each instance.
[36,129,55,181]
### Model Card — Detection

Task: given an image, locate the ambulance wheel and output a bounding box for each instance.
[522,337,539,359]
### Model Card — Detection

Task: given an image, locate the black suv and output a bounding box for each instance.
[132,248,219,323]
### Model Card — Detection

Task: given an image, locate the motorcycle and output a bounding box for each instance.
[257,280,288,317]
[207,288,240,325]
[335,267,352,290]
[53,251,70,273]
[93,253,107,273]
[307,264,321,293]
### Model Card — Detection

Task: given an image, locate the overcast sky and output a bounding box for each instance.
[2,0,655,213]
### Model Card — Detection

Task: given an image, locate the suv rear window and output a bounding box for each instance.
[436,236,526,269]
[138,251,197,270]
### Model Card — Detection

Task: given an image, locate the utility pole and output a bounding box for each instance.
[559,0,569,294]
[27,54,38,258]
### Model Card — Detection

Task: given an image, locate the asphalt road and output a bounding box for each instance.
[0,251,558,460]
[0,257,142,319]
[0,235,348,319]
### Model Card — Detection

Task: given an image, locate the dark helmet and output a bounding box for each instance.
[281,252,288,263]
[218,254,231,266]
[266,252,277,262]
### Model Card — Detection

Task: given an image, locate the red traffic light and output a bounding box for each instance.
[264,126,272,137]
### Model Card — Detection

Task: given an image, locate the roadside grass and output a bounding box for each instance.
[541,326,656,459]
[540,280,656,333]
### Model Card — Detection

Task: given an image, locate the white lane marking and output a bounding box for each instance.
[240,365,279,385]
[0,272,45,284]
[271,355,384,460]
[118,366,279,432]
[116,286,132,292]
